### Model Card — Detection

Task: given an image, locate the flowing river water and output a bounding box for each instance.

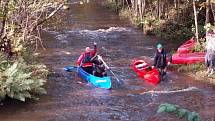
[0,0,215,121]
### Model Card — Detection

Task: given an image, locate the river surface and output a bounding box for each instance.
[0,0,215,121]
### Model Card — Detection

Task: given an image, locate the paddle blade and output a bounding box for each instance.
[64,66,77,72]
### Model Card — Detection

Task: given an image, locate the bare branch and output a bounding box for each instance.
[32,3,64,32]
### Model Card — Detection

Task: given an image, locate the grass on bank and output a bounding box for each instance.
[169,63,215,84]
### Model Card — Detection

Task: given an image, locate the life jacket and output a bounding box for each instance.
[76,45,97,67]
[82,52,93,67]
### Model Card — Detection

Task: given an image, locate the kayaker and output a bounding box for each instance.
[93,56,107,77]
[76,42,97,74]
[152,43,169,78]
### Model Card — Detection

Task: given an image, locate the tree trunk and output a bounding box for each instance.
[166,2,169,19]
[176,0,179,21]
[0,0,9,39]
[115,0,118,12]
[193,0,199,44]
[135,0,138,17]
[126,0,132,7]
[206,0,214,25]
[138,0,142,20]
[122,0,124,8]
[142,0,146,30]
[211,3,215,23]
[157,0,160,19]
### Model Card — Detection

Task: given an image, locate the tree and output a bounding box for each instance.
[0,0,64,57]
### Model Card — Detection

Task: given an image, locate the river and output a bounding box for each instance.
[0,0,214,121]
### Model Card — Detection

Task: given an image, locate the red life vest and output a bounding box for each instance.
[76,46,97,67]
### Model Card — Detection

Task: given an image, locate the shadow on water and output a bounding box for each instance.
[0,0,215,121]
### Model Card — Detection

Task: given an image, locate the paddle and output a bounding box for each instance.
[97,55,121,84]
[64,66,78,72]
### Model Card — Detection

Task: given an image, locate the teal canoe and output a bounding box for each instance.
[77,67,111,89]
[64,66,111,89]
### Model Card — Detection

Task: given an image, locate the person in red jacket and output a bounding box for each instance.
[76,42,97,74]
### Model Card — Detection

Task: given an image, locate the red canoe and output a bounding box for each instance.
[177,38,196,54]
[172,52,205,64]
[131,59,160,85]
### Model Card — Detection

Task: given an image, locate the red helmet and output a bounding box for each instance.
[85,47,91,53]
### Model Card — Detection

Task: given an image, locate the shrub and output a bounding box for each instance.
[0,53,48,101]
[157,103,201,121]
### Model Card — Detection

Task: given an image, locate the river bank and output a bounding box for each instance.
[169,63,215,85]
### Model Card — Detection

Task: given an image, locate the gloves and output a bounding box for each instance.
[93,42,97,46]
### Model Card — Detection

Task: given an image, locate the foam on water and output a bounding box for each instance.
[141,86,199,95]
[65,27,132,40]
[55,34,69,42]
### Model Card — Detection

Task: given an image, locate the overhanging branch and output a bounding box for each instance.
[32,3,64,32]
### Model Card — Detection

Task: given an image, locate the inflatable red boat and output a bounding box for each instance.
[131,59,160,85]
[177,38,196,54]
[172,52,205,64]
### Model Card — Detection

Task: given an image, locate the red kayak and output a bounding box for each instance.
[177,38,196,54]
[131,59,160,85]
[172,52,205,64]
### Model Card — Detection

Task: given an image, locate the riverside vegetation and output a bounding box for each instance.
[105,0,215,42]
[0,0,65,101]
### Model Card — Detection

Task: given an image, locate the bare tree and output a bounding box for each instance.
[0,0,64,56]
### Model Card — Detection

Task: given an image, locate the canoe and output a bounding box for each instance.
[177,38,196,54]
[77,67,111,89]
[131,59,160,85]
[171,52,205,64]
[64,66,111,89]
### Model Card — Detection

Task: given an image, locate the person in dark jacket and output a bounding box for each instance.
[152,43,168,78]
[92,56,107,77]
[76,42,97,74]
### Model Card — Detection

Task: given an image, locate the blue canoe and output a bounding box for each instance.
[64,66,111,89]
[77,67,111,89]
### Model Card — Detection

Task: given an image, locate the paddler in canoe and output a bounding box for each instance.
[92,56,107,77]
[76,42,107,77]
[152,43,170,80]
[76,42,97,74]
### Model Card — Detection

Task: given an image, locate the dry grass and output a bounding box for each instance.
[191,70,215,85]
[170,64,215,85]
